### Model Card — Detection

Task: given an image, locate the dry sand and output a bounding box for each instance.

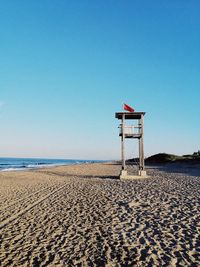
[0,162,199,266]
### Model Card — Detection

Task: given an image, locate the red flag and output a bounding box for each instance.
[124,103,135,112]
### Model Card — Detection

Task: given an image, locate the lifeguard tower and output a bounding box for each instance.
[115,112,148,179]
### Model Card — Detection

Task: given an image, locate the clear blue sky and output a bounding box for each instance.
[0,0,199,160]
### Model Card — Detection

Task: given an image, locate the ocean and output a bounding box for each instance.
[0,157,99,172]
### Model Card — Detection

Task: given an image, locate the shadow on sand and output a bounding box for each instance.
[40,171,120,180]
[146,163,200,177]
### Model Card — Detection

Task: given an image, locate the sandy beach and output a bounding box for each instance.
[0,162,199,266]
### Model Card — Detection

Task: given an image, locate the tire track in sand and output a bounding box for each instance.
[0,182,70,229]
[1,184,58,211]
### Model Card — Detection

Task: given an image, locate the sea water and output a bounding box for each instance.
[0,157,99,171]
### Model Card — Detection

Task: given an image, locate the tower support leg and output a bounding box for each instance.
[121,114,126,170]
[138,115,146,176]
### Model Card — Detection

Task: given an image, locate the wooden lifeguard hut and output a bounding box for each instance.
[115,111,148,179]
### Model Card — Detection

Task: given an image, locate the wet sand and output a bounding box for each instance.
[0,162,199,266]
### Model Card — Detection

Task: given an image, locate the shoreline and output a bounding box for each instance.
[0,159,107,173]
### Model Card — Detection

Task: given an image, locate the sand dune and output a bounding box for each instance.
[0,163,199,266]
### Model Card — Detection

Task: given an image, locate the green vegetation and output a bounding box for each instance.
[145,152,200,164]
[193,150,200,157]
